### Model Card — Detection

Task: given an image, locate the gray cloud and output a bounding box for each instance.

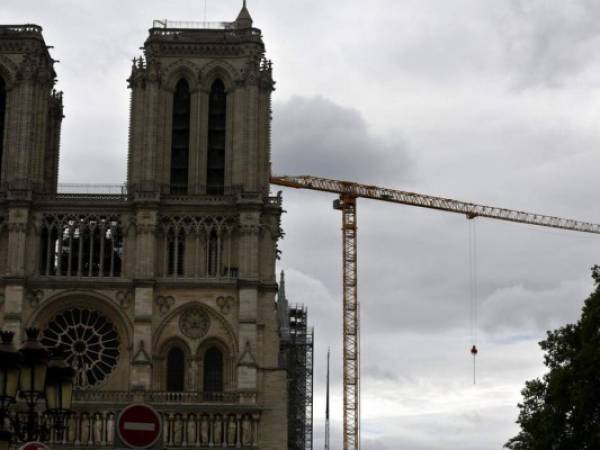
[272,96,412,185]
[500,0,600,88]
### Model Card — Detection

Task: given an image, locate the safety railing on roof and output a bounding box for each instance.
[152,19,236,30]
[58,183,127,195]
[0,24,43,34]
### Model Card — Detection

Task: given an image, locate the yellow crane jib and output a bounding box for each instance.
[270,173,600,450]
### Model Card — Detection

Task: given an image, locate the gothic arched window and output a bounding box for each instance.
[39,216,123,277]
[0,76,6,177]
[208,229,219,277]
[167,229,185,277]
[166,346,186,392]
[203,347,224,392]
[170,79,191,194]
[206,79,226,195]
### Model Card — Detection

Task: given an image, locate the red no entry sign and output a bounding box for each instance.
[18,443,50,450]
[117,403,162,449]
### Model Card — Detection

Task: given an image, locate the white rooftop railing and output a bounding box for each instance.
[152,19,236,30]
[57,183,127,195]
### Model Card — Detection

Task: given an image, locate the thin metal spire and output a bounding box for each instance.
[325,348,330,450]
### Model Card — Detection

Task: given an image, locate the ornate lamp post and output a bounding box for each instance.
[19,328,49,443]
[0,331,20,450]
[0,328,75,448]
[45,350,75,440]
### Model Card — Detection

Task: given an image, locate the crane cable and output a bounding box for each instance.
[468,218,479,384]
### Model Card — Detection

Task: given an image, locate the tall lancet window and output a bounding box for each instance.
[170,79,191,194]
[206,79,226,195]
[166,346,185,392]
[203,347,224,392]
[0,77,6,177]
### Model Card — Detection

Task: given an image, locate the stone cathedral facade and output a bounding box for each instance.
[0,4,292,449]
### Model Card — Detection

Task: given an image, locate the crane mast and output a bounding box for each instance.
[271,174,600,450]
[334,194,360,450]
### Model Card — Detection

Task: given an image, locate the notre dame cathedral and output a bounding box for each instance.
[0,3,313,449]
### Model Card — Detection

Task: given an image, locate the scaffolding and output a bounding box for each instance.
[281,303,314,450]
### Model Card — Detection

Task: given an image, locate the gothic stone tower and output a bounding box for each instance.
[0,23,63,338]
[0,5,287,449]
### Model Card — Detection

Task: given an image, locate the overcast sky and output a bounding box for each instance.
[5,1,600,449]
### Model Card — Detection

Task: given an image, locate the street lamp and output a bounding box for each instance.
[0,331,20,450]
[18,328,48,408]
[0,328,75,447]
[45,349,75,440]
[17,328,49,443]
[0,331,20,410]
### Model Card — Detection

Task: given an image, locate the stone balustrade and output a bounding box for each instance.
[47,410,260,449]
[73,390,257,406]
[37,390,262,448]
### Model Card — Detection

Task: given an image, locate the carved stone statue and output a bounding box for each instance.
[186,415,195,445]
[106,414,115,444]
[172,414,183,445]
[80,413,90,445]
[67,414,77,443]
[242,415,253,446]
[200,416,209,445]
[227,416,236,446]
[93,412,103,444]
[213,416,223,445]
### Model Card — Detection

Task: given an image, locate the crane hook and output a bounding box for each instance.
[470,344,478,384]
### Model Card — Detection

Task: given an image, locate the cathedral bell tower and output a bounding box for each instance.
[0,24,63,197]
[121,6,286,449]
[126,2,274,198]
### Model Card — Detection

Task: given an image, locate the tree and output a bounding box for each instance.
[505,266,600,450]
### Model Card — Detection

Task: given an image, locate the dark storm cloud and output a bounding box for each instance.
[272,96,412,185]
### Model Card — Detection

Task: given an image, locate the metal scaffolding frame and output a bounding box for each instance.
[282,304,314,450]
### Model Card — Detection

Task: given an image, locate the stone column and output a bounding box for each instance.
[245,79,259,192]
[3,206,30,342]
[236,414,242,448]
[257,86,273,195]
[131,285,153,389]
[142,63,161,187]
[188,86,200,194]
[127,61,145,190]
[231,84,246,191]
[252,413,260,446]
[131,209,157,389]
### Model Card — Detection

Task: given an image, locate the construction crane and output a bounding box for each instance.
[270,174,600,450]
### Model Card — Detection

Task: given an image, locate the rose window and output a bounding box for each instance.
[41,308,120,387]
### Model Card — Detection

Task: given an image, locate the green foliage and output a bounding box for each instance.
[505,266,600,450]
